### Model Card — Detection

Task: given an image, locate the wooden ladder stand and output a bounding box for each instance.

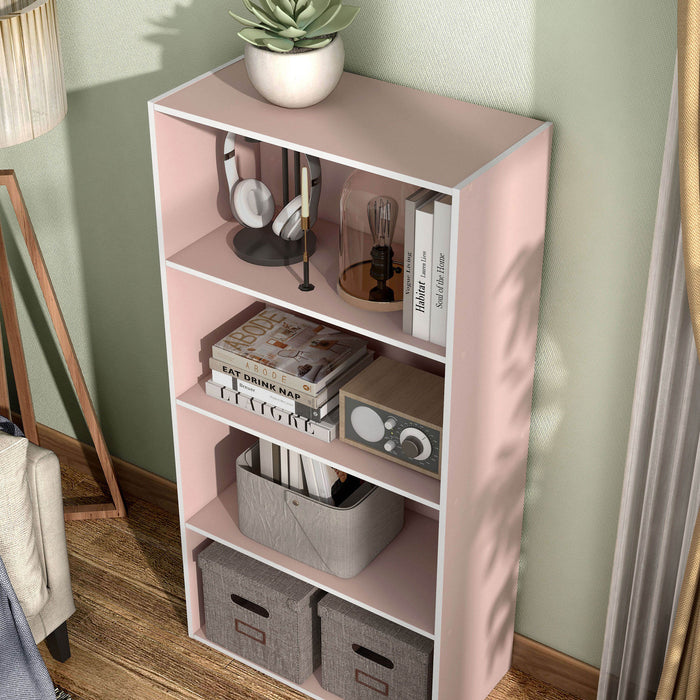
[0,170,126,520]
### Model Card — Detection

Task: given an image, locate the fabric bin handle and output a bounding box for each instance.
[352,643,394,669]
[230,593,270,618]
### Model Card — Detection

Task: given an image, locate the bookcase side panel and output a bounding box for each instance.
[436,126,552,700]
[184,529,211,635]
[153,111,228,258]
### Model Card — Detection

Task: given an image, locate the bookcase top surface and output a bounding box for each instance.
[153,58,545,190]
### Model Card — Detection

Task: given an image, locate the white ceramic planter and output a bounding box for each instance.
[244,35,345,109]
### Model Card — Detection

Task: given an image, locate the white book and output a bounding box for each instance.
[259,439,275,481]
[279,447,289,487]
[288,451,304,492]
[413,198,437,341]
[301,455,333,504]
[429,195,452,346]
[313,459,336,503]
[272,443,281,483]
[403,189,436,334]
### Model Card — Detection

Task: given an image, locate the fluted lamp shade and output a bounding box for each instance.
[0,0,67,147]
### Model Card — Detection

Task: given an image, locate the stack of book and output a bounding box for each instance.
[402,189,453,346]
[258,439,362,506]
[205,306,372,443]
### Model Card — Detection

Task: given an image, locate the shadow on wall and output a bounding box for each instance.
[61,1,239,480]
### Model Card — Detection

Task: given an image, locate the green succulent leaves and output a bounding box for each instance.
[229,0,360,53]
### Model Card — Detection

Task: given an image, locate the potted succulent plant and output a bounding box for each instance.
[230,0,360,108]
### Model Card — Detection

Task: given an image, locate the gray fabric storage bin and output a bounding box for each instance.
[236,443,405,579]
[318,595,434,700]
[198,541,323,684]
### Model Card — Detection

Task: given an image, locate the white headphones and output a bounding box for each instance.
[224,132,321,242]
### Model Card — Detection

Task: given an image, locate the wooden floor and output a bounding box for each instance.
[41,465,582,700]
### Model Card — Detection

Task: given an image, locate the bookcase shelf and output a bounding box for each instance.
[185,481,438,637]
[150,57,552,700]
[166,219,447,364]
[177,381,442,508]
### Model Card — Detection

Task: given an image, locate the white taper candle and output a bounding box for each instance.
[301,166,309,219]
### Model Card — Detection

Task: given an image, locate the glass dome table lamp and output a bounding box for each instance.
[337,170,415,312]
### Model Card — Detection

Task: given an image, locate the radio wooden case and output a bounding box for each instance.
[340,356,444,479]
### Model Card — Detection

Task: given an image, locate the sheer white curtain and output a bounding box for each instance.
[597,67,700,700]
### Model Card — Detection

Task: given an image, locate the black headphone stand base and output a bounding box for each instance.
[231,225,316,267]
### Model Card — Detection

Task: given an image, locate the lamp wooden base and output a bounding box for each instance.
[0,170,126,520]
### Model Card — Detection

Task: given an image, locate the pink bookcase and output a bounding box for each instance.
[149,57,551,700]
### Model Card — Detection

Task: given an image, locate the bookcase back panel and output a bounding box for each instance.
[166,267,262,395]
[154,112,229,258]
[176,406,255,520]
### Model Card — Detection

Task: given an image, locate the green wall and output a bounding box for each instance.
[0,0,676,668]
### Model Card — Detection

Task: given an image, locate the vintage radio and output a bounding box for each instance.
[339,356,443,479]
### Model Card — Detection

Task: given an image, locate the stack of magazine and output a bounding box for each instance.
[258,439,362,505]
[403,188,453,346]
[205,306,372,442]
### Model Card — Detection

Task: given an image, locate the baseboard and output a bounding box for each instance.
[36,421,599,698]
[33,421,179,516]
[512,633,599,699]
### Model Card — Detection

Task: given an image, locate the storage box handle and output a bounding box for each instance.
[230,593,270,619]
[352,643,394,669]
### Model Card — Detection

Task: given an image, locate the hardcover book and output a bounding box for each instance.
[209,350,373,407]
[213,307,367,395]
[413,198,436,341]
[430,194,452,346]
[403,189,438,335]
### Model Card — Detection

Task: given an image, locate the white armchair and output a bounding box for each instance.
[0,431,75,660]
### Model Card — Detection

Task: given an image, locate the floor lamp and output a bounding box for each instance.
[0,0,126,520]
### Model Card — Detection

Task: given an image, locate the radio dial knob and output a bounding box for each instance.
[401,436,422,459]
[384,417,397,430]
[383,440,397,452]
[399,428,432,461]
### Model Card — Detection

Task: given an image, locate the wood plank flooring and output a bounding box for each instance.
[41,466,583,700]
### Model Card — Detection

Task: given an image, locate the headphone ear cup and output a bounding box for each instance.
[279,210,303,241]
[232,179,275,228]
[273,195,304,241]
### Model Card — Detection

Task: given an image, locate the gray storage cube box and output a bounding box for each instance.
[318,594,433,700]
[236,443,404,579]
[198,541,323,684]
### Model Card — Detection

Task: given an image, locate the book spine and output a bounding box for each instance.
[205,380,338,443]
[403,194,419,334]
[430,196,451,346]
[210,346,363,395]
[288,450,304,491]
[210,351,373,407]
[212,370,339,421]
[413,203,434,341]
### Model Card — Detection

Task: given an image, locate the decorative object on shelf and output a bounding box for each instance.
[338,170,416,312]
[236,442,404,578]
[198,541,323,684]
[340,357,443,479]
[0,0,125,521]
[230,0,360,108]
[298,166,315,291]
[367,196,399,302]
[318,594,434,700]
[225,132,321,265]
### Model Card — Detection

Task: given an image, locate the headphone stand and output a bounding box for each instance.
[232,224,316,267]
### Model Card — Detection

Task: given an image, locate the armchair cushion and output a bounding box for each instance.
[0,434,48,618]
